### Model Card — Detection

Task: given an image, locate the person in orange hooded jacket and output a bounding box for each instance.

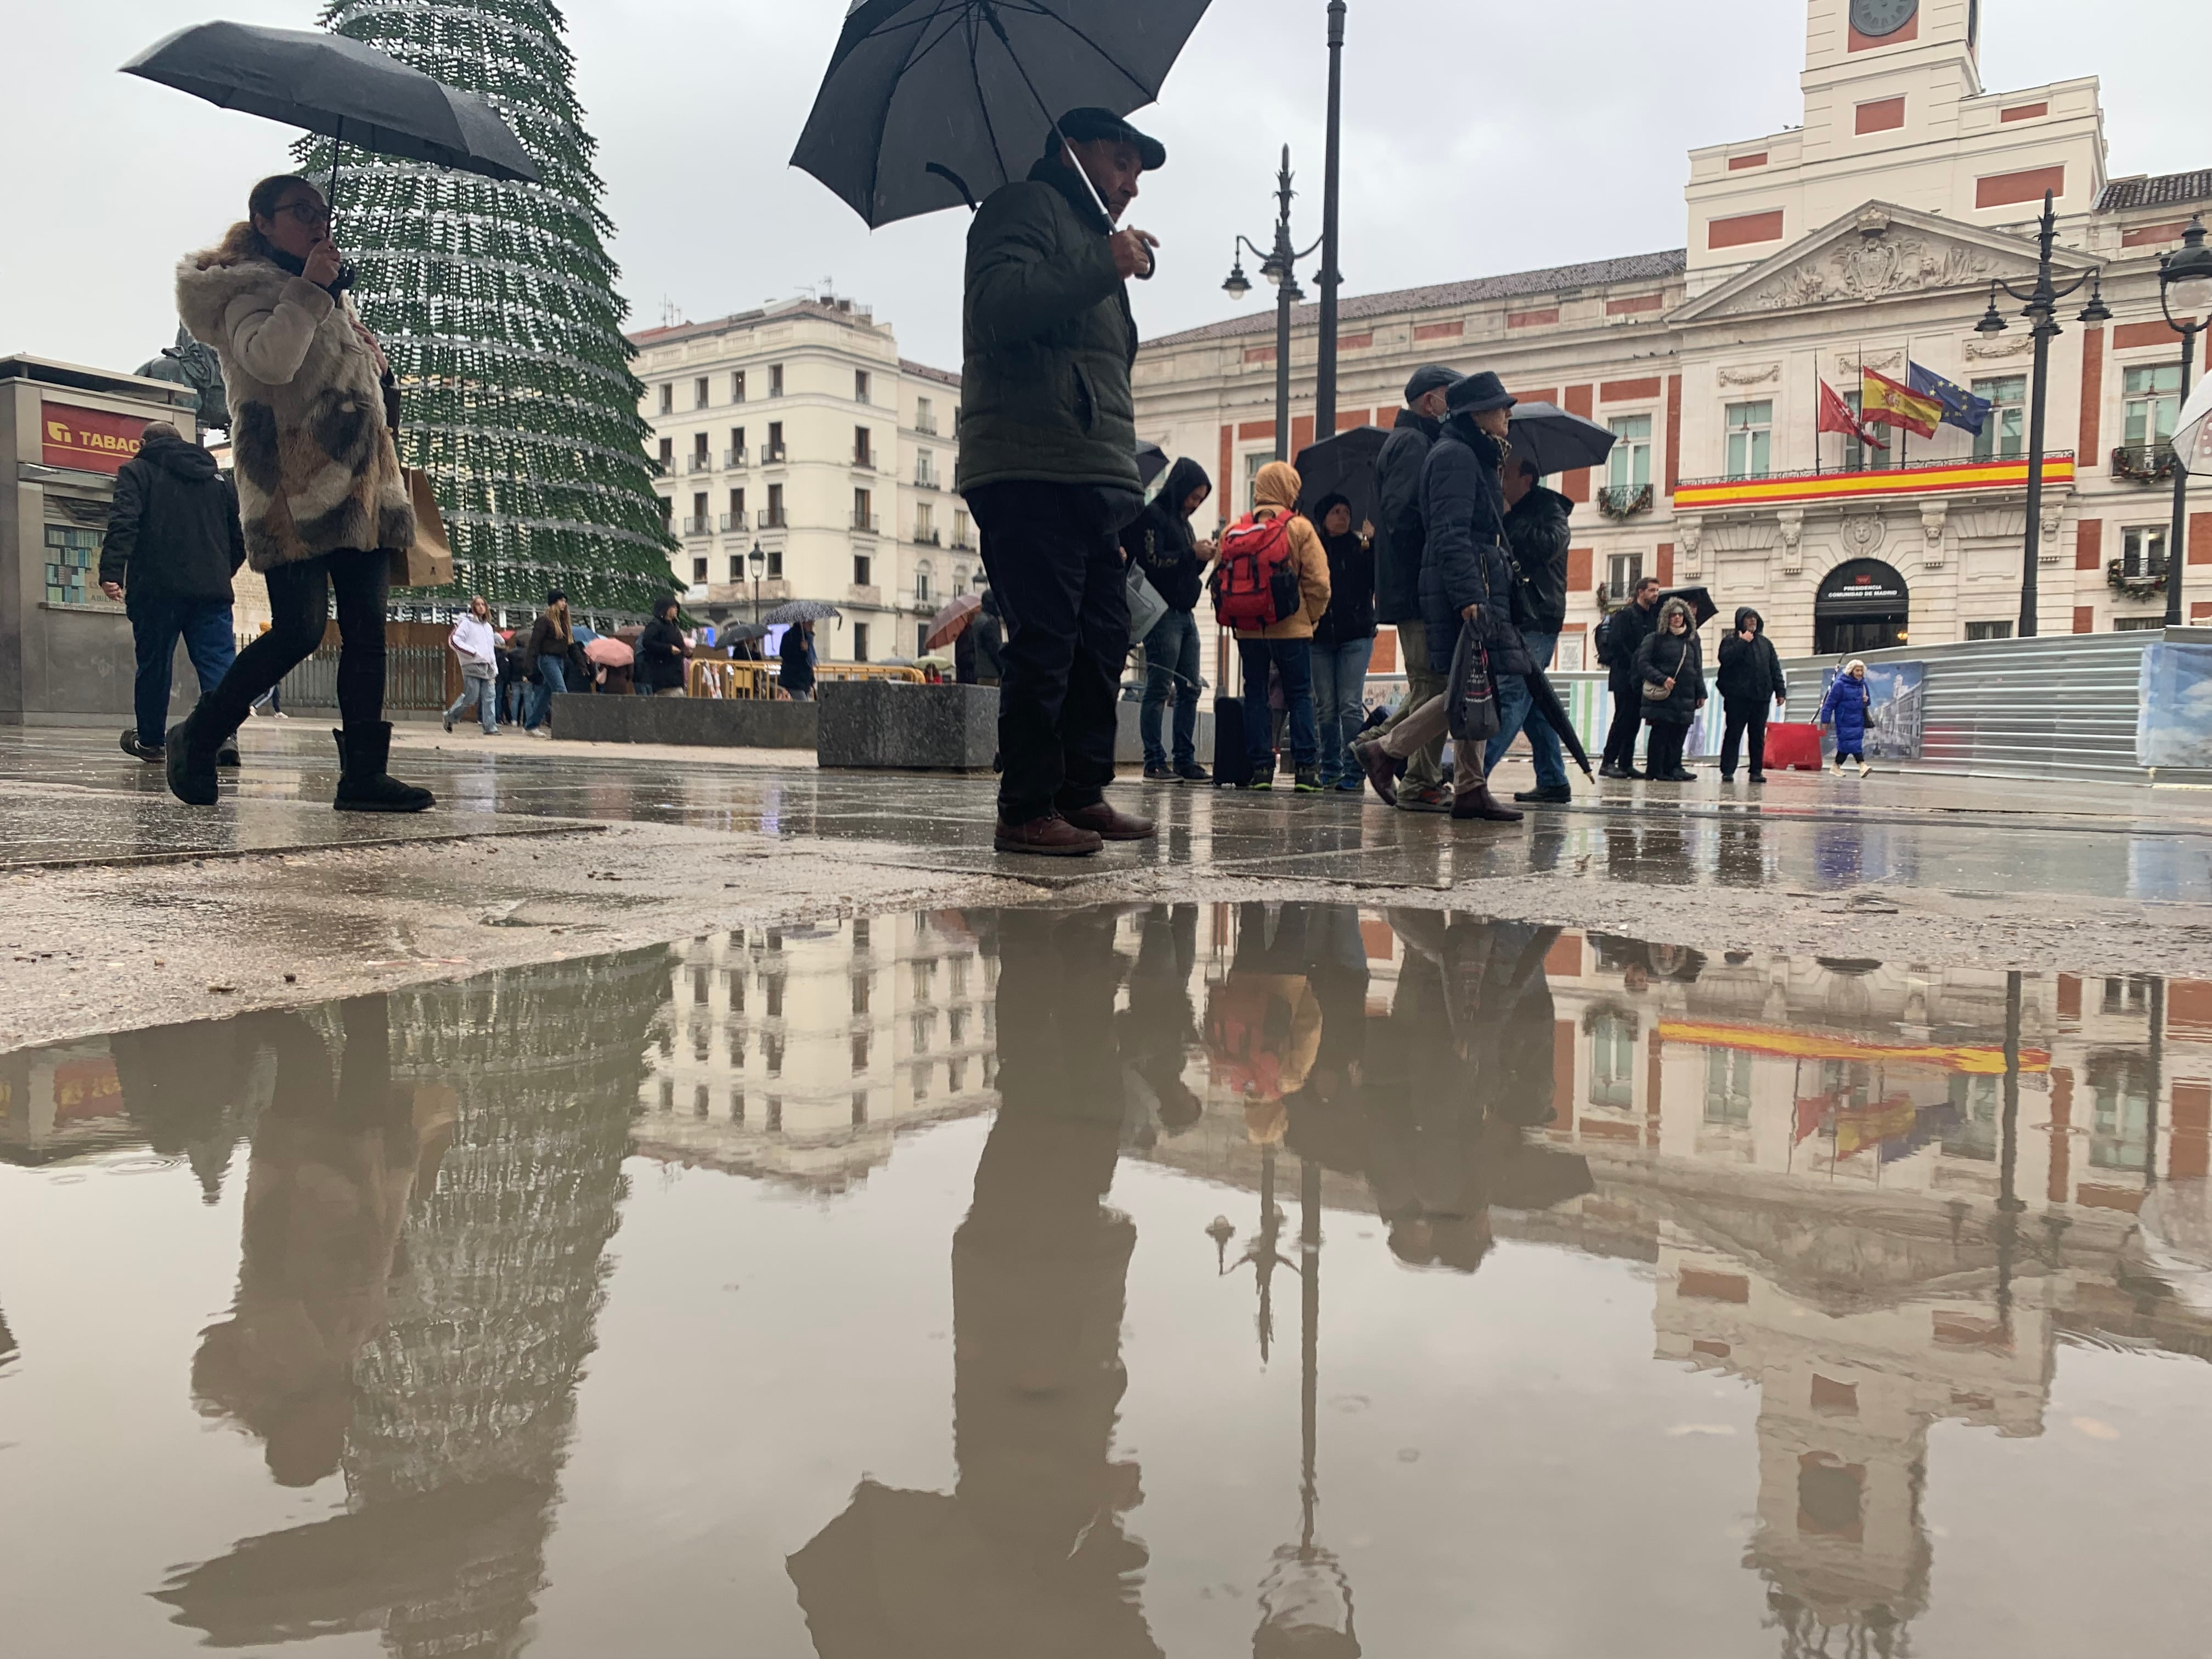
[1228,460,1331,792]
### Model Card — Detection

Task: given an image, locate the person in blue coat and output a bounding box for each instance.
[1819,659,1873,776]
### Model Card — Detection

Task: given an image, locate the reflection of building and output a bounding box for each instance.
[631,913,998,1192]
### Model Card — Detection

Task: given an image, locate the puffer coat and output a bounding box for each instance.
[1632,597,1706,727]
[1819,672,1872,748]
[1417,417,1531,677]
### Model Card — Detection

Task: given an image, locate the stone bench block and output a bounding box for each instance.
[816,680,997,770]
[550,692,817,748]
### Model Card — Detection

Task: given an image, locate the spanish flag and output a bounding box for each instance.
[1860,368,1943,439]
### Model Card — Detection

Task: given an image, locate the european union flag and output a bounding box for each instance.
[1908,362,1991,437]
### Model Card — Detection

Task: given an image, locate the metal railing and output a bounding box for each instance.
[759,507,787,528]
[914,419,939,436]
[283,644,449,712]
[852,453,876,470]
[687,658,925,699]
[912,473,938,489]
[1596,482,1653,517]
[1679,449,2078,491]
[724,447,748,468]
[720,510,748,532]
[2112,442,2177,482]
[913,528,941,545]
[687,453,713,472]
[762,444,787,463]
[680,515,712,535]
[851,512,879,533]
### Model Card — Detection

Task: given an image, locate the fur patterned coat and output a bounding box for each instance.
[175,249,413,572]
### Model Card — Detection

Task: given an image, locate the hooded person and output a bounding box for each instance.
[1365,364,1462,810]
[1819,657,1874,775]
[956,108,1168,857]
[167,173,431,813]
[1306,492,1378,792]
[98,420,247,765]
[1716,606,1788,783]
[1488,455,1575,804]
[1351,371,1530,823]
[1120,455,1214,781]
[1226,461,1331,792]
[1632,595,1707,782]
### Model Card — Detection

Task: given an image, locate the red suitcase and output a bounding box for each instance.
[1764,721,1824,772]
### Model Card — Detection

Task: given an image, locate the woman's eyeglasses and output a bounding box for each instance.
[275,202,331,230]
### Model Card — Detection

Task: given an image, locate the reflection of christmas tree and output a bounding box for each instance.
[301,1,675,620]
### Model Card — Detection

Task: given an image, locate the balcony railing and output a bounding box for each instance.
[687,453,713,473]
[950,536,974,551]
[913,528,941,546]
[758,507,788,528]
[1673,450,2078,511]
[724,447,748,469]
[655,455,675,476]
[851,512,879,533]
[1596,482,1653,518]
[720,510,747,532]
[680,515,712,536]
[913,472,938,489]
[915,419,939,437]
[2113,442,2177,483]
[762,444,787,464]
[853,453,876,470]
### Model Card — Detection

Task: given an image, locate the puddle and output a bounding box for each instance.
[4,905,2211,1656]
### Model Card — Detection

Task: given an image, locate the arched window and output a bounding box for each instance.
[914,558,934,605]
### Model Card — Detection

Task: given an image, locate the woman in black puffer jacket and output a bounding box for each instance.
[1633,596,1706,782]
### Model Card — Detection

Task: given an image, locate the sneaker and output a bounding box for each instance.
[215,740,241,769]
[1142,763,1177,781]
[1294,766,1323,793]
[443,710,456,733]
[1397,785,1453,814]
[1335,775,1364,794]
[1832,758,1846,775]
[529,726,553,740]
[1175,761,1211,783]
[994,812,1104,857]
[120,730,165,763]
[1243,776,1273,792]
[1857,761,1872,777]
[1513,783,1573,805]
[272,710,289,720]
[1062,800,1158,841]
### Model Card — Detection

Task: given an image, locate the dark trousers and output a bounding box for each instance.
[132,598,235,745]
[967,482,1129,825]
[1602,677,1644,770]
[1720,703,1768,777]
[1238,636,1319,771]
[196,548,387,737]
[1644,719,1689,776]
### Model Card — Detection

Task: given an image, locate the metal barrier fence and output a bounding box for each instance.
[278,643,450,712]
[687,659,926,699]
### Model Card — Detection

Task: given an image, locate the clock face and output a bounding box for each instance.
[1850,0,1918,36]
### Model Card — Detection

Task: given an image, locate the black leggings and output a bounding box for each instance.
[1644,720,1689,776]
[199,548,388,734]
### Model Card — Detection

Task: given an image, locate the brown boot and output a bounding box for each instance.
[1060,800,1157,841]
[994,812,1105,856]
[1351,737,1398,806]
[1451,782,1523,823]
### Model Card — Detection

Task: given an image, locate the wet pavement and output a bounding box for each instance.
[7,902,2211,1657]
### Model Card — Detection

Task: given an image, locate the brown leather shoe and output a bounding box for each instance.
[1351,737,1397,806]
[1451,782,1523,823]
[994,812,1105,856]
[1060,800,1158,841]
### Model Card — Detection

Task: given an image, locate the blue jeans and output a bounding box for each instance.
[446,670,498,732]
[131,599,236,746]
[1308,636,1374,783]
[1238,636,1318,771]
[1140,608,1201,768]
[1484,628,1567,789]
[526,652,567,729]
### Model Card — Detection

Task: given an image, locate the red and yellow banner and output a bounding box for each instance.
[1658,1018,2050,1075]
[41,402,149,476]
[1674,453,2074,511]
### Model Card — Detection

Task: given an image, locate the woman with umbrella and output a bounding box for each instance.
[780,618,818,702]
[635,596,691,697]
[165,174,430,812]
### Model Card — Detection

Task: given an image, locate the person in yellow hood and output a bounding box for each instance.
[1229,460,1331,791]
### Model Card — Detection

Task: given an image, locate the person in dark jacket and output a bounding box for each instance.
[1121,456,1213,781]
[99,421,246,763]
[972,586,1005,686]
[779,618,817,700]
[635,596,690,696]
[1368,364,1462,811]
[1716,605,1787,783]
[1486,458,1575,804]
[1633,595,1706,782]
[1307,493,1377,792]
[956,109,1165,859]
[1352,371,1528,823]
[1596,576,1662,778]
[520,591,571,736]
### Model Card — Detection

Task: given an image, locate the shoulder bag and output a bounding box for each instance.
[1643,641,1689,701]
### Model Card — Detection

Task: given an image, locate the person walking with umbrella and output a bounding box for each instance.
[1487,456,1574,804]
[165,173,430,812]
[1366,366,1461,811]
[780,617,817,702]
[956,109,1166,857]
[1121,456,1215,782]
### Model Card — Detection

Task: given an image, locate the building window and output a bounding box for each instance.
[2114,616,2166,631]
[769,363,785,398]
[854,487,874,531]
[916,560,933,604]
[1703,1049,1752,1127]
[855,369,871,404]
[2122,525,2169,578]
[952,509,972,549]
[692,556,708,582]
[731,369,746,403]
[953,566,969,591]
[692,431,710,465]
[768,546,783,577]
[854,552,872,588]
[657,435,674,469]
[2087,1054,2152,1170]
[728,555,743,581]
[917,622,931,656]
[764,482,785,528]
[1605,551,1643,602]
[1965,620,2013,640]
[854,426,873,468]
[853,622,870,662]
[1606,415,1652,491]
[656,494,672,525]
[1971,376,2027,461]
[1725,400,1773,478]
[916,448,935,488]
[693,377,710,409]
[765,421,785,462]
[916,395,935,435]
[1588,1012,1637,1110]
[723,486,745,531]
[915,503,935,544]
[2124,363,2182,448]
[1842,391,1894,471]
[2103,975,2153,1015]
[657,382,673,414]
[1244,452,1269,510]
[728,427,746,465]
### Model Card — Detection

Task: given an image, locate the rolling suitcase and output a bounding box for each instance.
[1764,721,1824,772]
[1213,695,1251,787]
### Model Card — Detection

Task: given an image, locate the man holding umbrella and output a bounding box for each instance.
[1488,456,1575,803]
[957,109,1167,856]
[1368,366,1461,811]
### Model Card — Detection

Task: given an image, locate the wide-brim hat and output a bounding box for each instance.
[1446,371,1515,416]
[1056,107,1166,171]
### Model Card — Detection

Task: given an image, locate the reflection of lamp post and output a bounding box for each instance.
[1222,147,1321,464]
[1972,190,2110,637]
[2157,218,2212,626]
[747,540,765,626]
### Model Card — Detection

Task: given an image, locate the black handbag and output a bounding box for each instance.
[1447,618,1500,742]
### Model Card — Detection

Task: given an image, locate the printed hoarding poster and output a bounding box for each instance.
[1819,662,1925,760]
[2137,643,2212,769]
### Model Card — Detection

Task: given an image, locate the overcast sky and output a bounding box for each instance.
[7,1,2205,380]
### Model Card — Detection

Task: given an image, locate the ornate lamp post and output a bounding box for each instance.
[1973,189,2109,638]
[1223,146,1322,464]
[2157,217,2212,626]
[747,540,765,625]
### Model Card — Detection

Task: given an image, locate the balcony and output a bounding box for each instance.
[852,453,876,471]
[915,419,939,437]
[720,510,748,532]
[913,528,941,546]
[950,536,974,551]
[724,447,748,469]
[762,444,787,464]
[2112,443,2177,484]
[1596,482,1653,519]
[680,516,712,537]
[687,453,713,473]
[758,507,788,529]
[912,472,939,490]
[1673,450,2077,511]
[851,512,879,533]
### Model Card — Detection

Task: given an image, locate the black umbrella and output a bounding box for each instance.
[718,622,771,643]
[761,599,844,625]
[1294,426,1389,529]
[1505,401,1616,476]
[1658,585,1718,625]
[122,22,540,185]
[1137,441,1169,488]
[791,0,1216,230]
[1523,668,1594,779]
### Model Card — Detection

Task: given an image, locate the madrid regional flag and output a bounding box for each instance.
[1860,368,1943,439]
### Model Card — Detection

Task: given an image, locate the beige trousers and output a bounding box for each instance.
[1376,620,1446,788]
[1378,693,1485,793]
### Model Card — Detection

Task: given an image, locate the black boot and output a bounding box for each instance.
[164,706,226,805]
[333,724,435,813]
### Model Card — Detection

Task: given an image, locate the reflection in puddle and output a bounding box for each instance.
[3,907,2211,1656]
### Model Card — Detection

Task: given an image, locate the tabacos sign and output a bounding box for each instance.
[41,402,151,476]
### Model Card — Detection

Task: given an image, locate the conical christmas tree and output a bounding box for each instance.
[301,0,675,623]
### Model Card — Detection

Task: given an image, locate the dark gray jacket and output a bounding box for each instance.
[1502,485,1572,635]
[1633,600,1707,727]
[1418,419,1532,678]
[98,430,245,612]
[1373,406,1440,625]
[1716,607,1788,708]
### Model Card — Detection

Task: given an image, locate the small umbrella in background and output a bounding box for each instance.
[1504,402,1616,476]
[720,622,771,644]
[1294,426,1389,529]
[1658,585,1718,626]
[582,636,633,669]
[762,599,844,627]
[1137,441,1169,488]
[925,594,981,651]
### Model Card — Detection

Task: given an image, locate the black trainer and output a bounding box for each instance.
[1175,760,1211,783]
[120,730,165,764]
[1142,763,1177,781]
[1513,783,1573,805]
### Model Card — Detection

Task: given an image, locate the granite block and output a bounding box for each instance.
[550,692,817,748]
[816,681,997,770]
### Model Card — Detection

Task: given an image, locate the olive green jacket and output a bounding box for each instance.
[955,158,1141,495]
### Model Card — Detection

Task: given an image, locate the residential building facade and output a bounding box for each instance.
[630,298,968,663]
[1132,0,2211,679]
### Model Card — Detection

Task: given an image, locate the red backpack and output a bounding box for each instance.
[1210,511,1303,630]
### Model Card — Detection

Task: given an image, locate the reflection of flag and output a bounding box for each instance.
[1861,368,1942,438]
[1818,381,1886,449]
[1908,362,1992,435]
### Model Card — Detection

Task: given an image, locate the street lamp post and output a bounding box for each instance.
[1313,0,1347,442]
[1223,146,1322,464]
[2157,217,2212,626]
[748,540,765,626]
[1974,190,2109,638]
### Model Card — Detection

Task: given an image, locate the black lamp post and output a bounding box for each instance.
[1224,146,1322,464]
[747,539,765,625]
[2157,217,2212,627]
[1313,0,1347,443]
[1974,190,2109,639]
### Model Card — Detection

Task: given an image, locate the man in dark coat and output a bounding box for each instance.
[99,421,245,763]
[956,109,1166,857]
[1488,456,1575,804]
[1352,371,1528,823]
[1120,456,1212,782]
[779,618,817,701]
[635,596,690,695]
[1596,575,1662,778]
[1368,364,1461,811]
[1716,605,1788,782]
